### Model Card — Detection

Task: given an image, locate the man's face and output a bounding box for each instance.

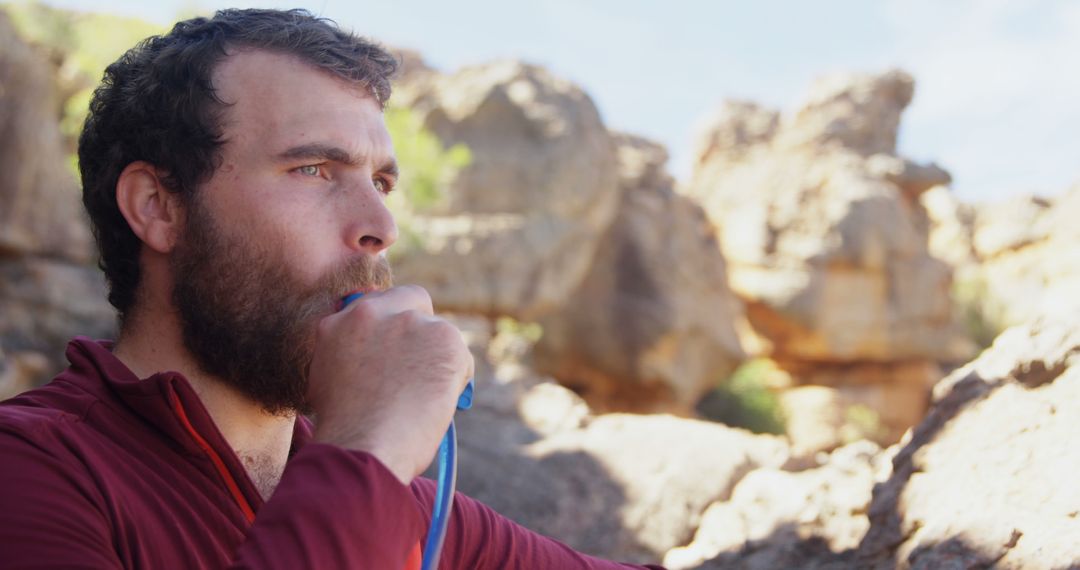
[170,50,399,414]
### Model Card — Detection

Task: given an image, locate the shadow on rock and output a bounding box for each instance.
[445,405,653,562]
[906,533,1020,570]
[855,370,1002,565]
[688,522,856,570]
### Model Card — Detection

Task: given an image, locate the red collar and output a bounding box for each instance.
[60,337,314,522]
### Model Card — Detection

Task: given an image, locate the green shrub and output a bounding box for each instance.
[696,358,786,435]
[495,316,543,343]
[383,106,471,259]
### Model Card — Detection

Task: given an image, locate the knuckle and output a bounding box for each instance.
[398,284,434,313]
[390,308,422,331]
[432,319,464,345]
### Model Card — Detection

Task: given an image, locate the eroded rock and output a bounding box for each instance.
[683,69,972,448]
[856,313,1080,568]
[937,184,1080,331]
[391,60,619,320]
[0,258,115,379]
[0,15,114,386]
[450,319,787,563]
[0,12,92,262]
[533,134,747,414]
[665,441,889,570]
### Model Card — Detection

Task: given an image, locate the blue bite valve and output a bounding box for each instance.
[341,291,366,307]
[457,380,474,411]
[339,292,472,570]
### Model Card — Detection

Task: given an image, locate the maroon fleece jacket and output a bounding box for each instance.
[0,338,665,569]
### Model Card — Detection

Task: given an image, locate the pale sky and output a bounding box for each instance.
[31,0,1080,203]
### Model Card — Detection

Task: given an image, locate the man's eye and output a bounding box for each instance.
[296,165,322,177]
[373,177,393,194]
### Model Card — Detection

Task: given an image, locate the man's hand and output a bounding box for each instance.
[307,285,474,484]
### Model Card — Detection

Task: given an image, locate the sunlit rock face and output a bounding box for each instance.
[533,133,747,414]
[391,60,619,320]
[684,69,972,448]
[925,181,1080,337]
[449,317,788,564]
[665,313,1080,569]
[856,313,1080,568]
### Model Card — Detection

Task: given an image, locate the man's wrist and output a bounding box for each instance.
[312,425,414,485]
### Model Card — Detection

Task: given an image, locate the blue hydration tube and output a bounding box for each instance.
[340,292,474,570]
[421,386,472,570]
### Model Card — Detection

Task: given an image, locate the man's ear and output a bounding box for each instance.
[115,161,184,253]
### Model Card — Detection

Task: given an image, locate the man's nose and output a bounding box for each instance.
[344,180,399,255]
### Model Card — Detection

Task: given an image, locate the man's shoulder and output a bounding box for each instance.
[0,377,103,444]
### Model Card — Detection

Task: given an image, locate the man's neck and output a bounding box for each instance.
[112,309,296,500]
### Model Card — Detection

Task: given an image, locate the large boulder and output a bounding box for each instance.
[0,13,114,387]
[0,258,114,363]
[682,69,972,447]
[955,184,1080,330]
[923,182,1080,353]
[447,318,788,563]
[773,70,913,156]
[662,312,1080,569]
[856,313,1080,568]
[532,134,747,414]
[665,441,890,570]
[0,12,92,262]
[391,60,619,320]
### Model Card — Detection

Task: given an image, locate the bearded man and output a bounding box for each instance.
[0,8,664,570]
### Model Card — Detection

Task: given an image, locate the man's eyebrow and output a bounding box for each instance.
[379,159,399,179]
[277,143,361,166]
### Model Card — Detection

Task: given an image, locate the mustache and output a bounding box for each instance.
[306,254,395,311]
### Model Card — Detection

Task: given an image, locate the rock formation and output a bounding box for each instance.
[449,317,788,563]
[665,441,890,569]
[683,70,973,451]
[924,182,1080,335]
[855,312,1080,568]
[532,134,747,414]
[0,13,114,398]
[390,59,619,320]
[919,185,976,269]
[664,312,1080,569]
[0,12,92,262]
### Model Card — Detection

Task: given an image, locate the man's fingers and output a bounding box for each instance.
[354,284,434,316]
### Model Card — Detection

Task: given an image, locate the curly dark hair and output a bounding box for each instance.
[77,8,398,323]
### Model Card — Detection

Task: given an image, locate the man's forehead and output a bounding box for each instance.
[213,48,362,94]
[211,49,391,157]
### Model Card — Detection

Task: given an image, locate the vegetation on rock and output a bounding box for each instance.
[696,358,787,436]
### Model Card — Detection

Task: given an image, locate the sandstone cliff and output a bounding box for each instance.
[683,70,973,451]
[532,133,747,414]
[664,311,1080,569]
[390,60,620,320]
[924,181,1080,343]
[0,13,114,400]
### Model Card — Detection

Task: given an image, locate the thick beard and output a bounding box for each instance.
[170,197,393,416]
